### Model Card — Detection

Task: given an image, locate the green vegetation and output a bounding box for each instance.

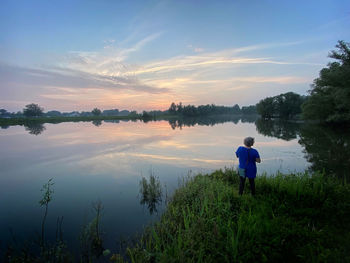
[256,92,306,119]
[302,40,350,123]
[139,173,163,215]
[254,40,350,124]
[79,201,106,262]
[23,103,44,117]
[168,102,256,117]
[3,169,350,262]
[5,179,72,262]
[39,178,54,248]
[4,180,109,263]
[91,108,102,116]
[124,169,350,262]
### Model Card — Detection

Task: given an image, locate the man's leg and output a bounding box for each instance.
[248,178,256,196]
[239,176,246,195]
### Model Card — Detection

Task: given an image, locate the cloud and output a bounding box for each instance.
[64,32,162,76]
[187,44,205,53]
[0,63,169,94]
[0,38,317,111]
[194,47,205,53]
[128,55,321,76]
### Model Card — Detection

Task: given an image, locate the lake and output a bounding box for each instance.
[1,117,349,255]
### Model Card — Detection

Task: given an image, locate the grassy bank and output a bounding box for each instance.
[122,169,350,263]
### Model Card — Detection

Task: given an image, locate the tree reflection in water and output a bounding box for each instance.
[255,118,301,141]
[24,122,46,135]
[299,124,350,183]
[139,173,163,214]
[168,115,245,130]
[255,118,350,182]
[92,120,102,127]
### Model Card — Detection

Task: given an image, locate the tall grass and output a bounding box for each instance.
[124,169,350,262]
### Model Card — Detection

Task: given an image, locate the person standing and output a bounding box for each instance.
[236,137,261,196]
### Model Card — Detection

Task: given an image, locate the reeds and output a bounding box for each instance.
[125,169,350,262]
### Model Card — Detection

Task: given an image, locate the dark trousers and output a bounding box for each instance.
[239,176,255,196]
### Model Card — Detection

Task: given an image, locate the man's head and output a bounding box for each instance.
[244,137,254,147]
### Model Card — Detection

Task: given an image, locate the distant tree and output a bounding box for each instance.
[232,104,241,114]
[167,102,243,116]
[23,103,44,117]
[256,92,304,119]
[129,111,138,118]
[256,97,275,119]
[302,40,350,122]
[0,109,7,115]
[102,109,119,116]
[241,105,257,115]
[46,110,62,117]
[176,102,183,113]
[141,111,153,122]
[275,92,305,119]
[91,108,101,116]
[15,111,23,117]
[168,102,177,114]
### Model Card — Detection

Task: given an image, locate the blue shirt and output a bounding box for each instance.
[235,146,260,178]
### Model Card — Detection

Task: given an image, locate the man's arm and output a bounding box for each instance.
[255,150,261,163]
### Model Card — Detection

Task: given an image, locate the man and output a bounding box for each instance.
[236,137,261,196]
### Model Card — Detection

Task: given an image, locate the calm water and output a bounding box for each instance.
[1,118,349,253]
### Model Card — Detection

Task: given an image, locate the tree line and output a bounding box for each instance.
[256,40,350,123]
[256,92,307,119]
[0,103,257,120]
[0,106,137,118]
[168,102,256,117]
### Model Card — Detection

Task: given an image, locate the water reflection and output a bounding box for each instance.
[255,119,300,141]
[299,125,350,182]
[168,115,247,130]
[24,122,46,135]
[254,119,350,181]
[0,118,317,257]
[139,173,163,214]
[92,120,102,127]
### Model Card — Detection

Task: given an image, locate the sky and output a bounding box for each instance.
[0,0,349,112]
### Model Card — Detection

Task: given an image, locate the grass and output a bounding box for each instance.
[3,169,350,262]
[121,169,350,263]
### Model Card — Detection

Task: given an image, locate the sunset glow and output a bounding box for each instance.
[1,0,349,112]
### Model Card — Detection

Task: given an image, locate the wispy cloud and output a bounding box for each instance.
[64,32,162,76]
[126,42,321,76]
[0,38,317,111]
[0,63,168,94]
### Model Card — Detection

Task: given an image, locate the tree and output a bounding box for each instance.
[23,103,44,117]
[256,97,275,119]
[91,108,101,116]
[275,92,305,119]
[168,102,177,114]
[241,105,257,115]
[256,92,304,119]
[302,40,350,122]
